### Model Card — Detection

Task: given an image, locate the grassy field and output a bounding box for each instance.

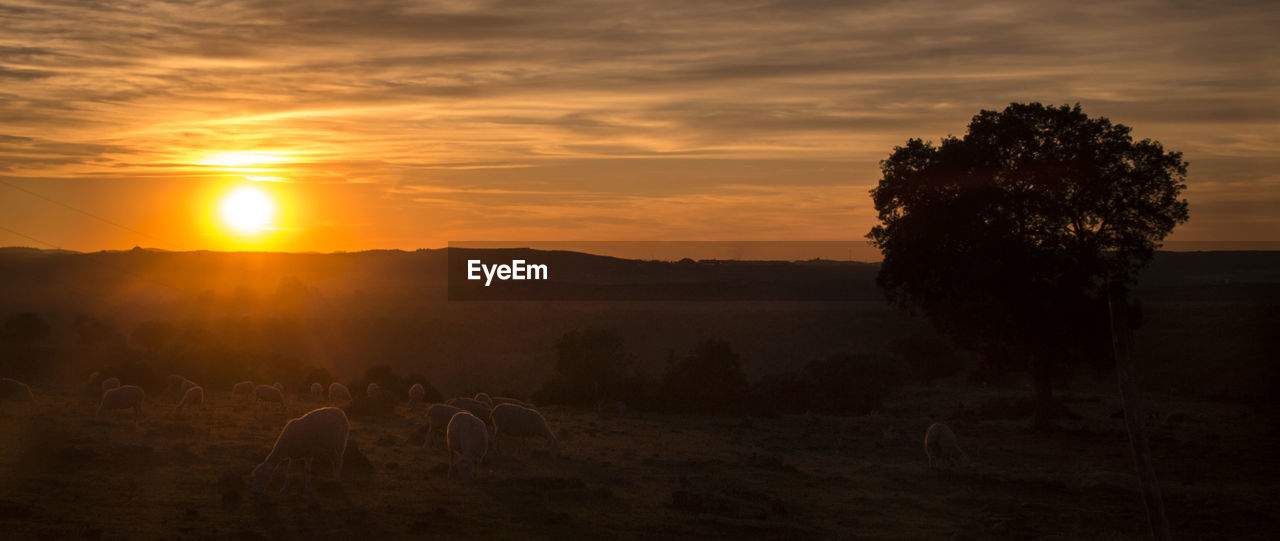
[1,383,1275,540]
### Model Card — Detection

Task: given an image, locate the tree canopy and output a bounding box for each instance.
[867,102,1189,425]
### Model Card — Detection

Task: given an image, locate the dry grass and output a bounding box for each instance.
[0,384,1275,540]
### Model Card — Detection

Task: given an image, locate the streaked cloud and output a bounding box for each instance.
[0,0,1276,252]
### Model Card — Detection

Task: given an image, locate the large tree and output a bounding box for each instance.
[867,102,1189,428]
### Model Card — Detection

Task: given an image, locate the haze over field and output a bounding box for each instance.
[1,0,1277,253]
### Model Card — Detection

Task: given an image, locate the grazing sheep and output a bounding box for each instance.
[447,397,492,420]
[328,382,352,405]
[310,382,324,400]
[252,407,349,495]
[98,385,145,420]
[101,377,121,395]
[255,384,286,412]
[408,384,425,409]
[163,375,198,401]
[233,380,255,397]
[424,403,466,448]
[172,386,204,417]
[925,422,969,468]
[473,392,492,405]
[490,403,558,455]
[0,377,36,405]
[366,383,380,397]
[446,411,488,481]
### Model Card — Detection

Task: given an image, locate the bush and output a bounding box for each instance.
[660,339,749,415]
[534,329,632,407]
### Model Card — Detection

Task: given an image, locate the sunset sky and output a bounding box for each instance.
[0,0,1275,256]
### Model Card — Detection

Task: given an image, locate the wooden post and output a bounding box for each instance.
[1109,290,1172,541]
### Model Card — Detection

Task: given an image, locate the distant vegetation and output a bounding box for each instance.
[0,248,1276,417]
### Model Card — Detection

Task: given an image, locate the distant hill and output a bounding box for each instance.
[0,247,1274,398]
[0,247,1275,313]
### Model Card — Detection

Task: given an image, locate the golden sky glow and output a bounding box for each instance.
[0,0,1276,255]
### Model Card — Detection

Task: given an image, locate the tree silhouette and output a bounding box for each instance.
[535,329,631,407]
[868,103,1189,428]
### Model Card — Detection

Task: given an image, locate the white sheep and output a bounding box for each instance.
[925,422,969,468]
[446,411,488,481]
[101,377,121,395]
[447,397,492,420]
[490,403,558,455]
[408,384,425,409]
[0,377,36,406]
[366,383,380,397]
[328,382,352,405]
[310,382,324,400]
[252,407,349,495]
[423,403,465,448]
[172,385,204,417]
[473,392,492,405]
[233,380,255,397]
[97,385,145,420]
[255,384,286,412]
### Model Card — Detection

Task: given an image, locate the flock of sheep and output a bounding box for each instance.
[0,374,970,497]
[0,373,568,496]
[246,384,560,492]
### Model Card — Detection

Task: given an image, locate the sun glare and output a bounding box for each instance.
[220,186,275,234]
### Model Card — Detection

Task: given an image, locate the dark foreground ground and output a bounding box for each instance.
[0,384,1276,541]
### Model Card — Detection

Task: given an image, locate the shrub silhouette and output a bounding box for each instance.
[660,339,749,415]
[535,329,631,407]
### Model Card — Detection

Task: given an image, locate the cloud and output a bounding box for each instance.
[0,0,1276,249]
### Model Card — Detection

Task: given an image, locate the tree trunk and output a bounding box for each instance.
[1109,292,1172,541]
[1031,358,1055,430]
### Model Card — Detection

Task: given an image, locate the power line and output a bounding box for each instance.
[0,179,177,249]
[0,224,63,250]
[0,222,187,294]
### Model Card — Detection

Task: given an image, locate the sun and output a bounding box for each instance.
[220,186,275,234]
